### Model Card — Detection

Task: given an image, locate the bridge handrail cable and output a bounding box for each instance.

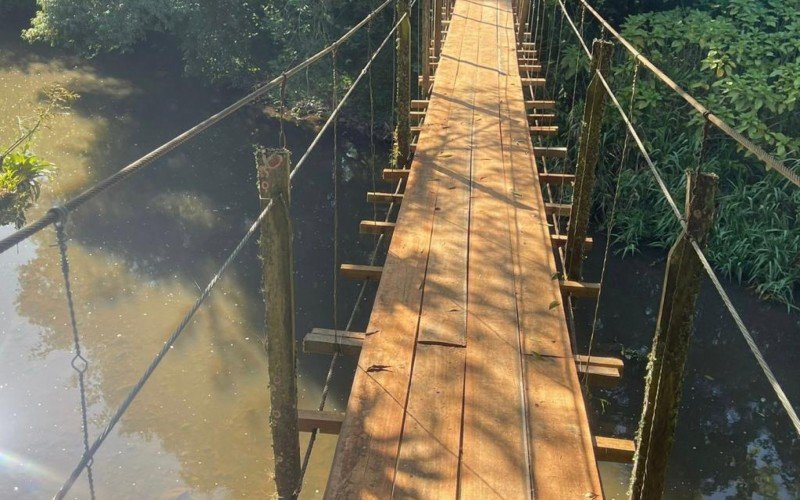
[595,69,800,438]
[0,0,394,256]
[559,0,800,436]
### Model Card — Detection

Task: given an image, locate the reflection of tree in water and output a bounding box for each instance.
[15,233,276,497]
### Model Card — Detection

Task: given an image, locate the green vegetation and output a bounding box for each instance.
[21,0,395,120]
[0,85,77,227]
[0,148,51,227]
[555,0,800,305]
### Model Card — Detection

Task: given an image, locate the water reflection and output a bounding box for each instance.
[1,24,380,499]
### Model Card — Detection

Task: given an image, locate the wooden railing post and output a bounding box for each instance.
[564,39,613,280]
[421,0,431,94]
[394,0,412,169]
[256,148,301,499]
[518,0,531,42]
[433,0,443,60]
[629,171,718,500]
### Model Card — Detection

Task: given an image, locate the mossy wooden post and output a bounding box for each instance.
[629,171,718,500]
[394,0,412,169]
[421,0,431,95]
[564,39,613,280]
[256,148,300,499]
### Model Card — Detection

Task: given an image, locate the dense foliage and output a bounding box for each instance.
[555,0,800,304]
[22,0,394,112]
[0,147,51,227]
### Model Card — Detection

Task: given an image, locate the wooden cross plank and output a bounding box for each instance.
[594,436,636,463]
[382,168,410,181]
[526,100,558,110]
[528,113,557,124]
[366,192,404,204]
[551,234,594,250]
[530,125,560,135]
[559,279,601,298]
[298,410,345,435]
[359,221,396,235]
[534,145,567,157]
[521,77,547,87]
[339,264,382,281]
[303,328,365,357]
[545,202,572,216]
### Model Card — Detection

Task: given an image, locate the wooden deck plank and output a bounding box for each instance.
[393,0,475,494]
[324,2,467,496]
[414,0,474,348]
[327,0,602,497]
[498,0,605,496]
[459,0,531,497]
[524,356,604,497]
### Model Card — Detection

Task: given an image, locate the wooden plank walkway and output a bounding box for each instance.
[325,0,603,497]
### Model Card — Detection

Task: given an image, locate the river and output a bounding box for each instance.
[1,13,798,500]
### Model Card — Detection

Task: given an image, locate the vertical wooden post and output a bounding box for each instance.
[256,148,301,499]
[518,0,531,42]
[629,171,718,500]
[433,0,443,60]
[394,0,412,169]
[564,39,613,280]
[421,0,431,94]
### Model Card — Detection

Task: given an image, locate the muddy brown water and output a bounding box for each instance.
[1,18,799,500]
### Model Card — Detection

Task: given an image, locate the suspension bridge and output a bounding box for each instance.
[1,0,798,498]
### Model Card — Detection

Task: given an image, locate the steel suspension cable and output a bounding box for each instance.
[0,0,394,255]
[554,0,800,437]
[54,211,96,500]
[595,71,800,437]
[54,198,275,499]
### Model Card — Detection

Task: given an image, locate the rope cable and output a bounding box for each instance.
[595,70,800,437]
[54,211,96,500]
[54,199,275,499]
